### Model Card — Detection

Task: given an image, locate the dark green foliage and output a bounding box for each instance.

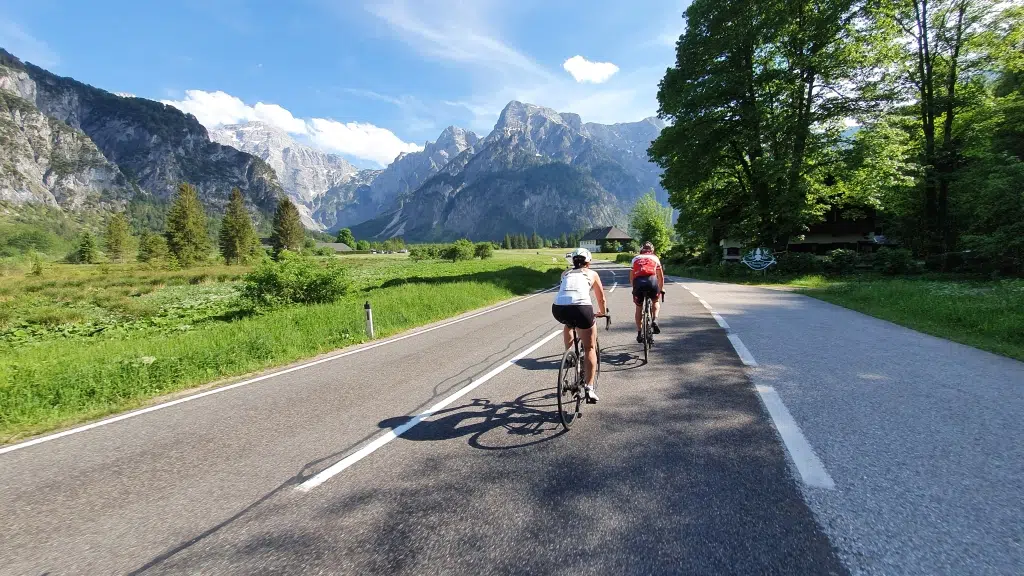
[775,252,823,275]
[441,239,475,262]
[336,228,356,247]
[355,240,371,251]
[73,232,99,264]
[218,188,259,265]
[475,242,494,259]
[269,198,304,256]
[165,183,210,267]
[104,213,131,263]
[240,251,351,308]
[137,232,169,263]
[825,249,858,275]
[616,253,636,264]
[875,247,915,276]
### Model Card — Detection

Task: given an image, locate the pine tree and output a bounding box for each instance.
[503,234,512,250]
[219,188,258,264]
[165,182,210,267]
[270,197,304,255]
[76,232,98,264]
[137,232,169,263]
[104,213,131,263]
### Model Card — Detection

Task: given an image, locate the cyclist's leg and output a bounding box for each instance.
[651,290,662,333]
[562,324,573,349]
[577,324,597,385]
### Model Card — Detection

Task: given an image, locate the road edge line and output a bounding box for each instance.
[0,287,558,456]
[296,329,563,492]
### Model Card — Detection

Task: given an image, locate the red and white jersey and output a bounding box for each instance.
[631,253,661,277]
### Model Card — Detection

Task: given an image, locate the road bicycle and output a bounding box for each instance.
[640,290,665,364]
[557,311,611,431]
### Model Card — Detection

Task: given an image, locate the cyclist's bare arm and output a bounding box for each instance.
[590,270,608,316]
[628,268,635,285]
[656,266,665,292]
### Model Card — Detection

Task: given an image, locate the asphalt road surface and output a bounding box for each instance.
[1,262,1018,575]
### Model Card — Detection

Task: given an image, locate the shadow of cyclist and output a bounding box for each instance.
[377,389,565,450]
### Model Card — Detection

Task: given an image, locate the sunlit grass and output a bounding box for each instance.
[0,251,562,442]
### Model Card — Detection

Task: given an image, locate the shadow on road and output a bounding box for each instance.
[378,389,565,451]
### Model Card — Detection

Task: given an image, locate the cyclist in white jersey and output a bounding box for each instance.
[551,247,607,403]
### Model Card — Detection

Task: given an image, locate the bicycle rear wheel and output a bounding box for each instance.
[557,346,583,430]
[642,299,651,363]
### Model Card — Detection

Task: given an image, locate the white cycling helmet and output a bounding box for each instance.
[570,247,592,263]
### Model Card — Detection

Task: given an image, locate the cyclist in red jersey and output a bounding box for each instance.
[629,241,664,343]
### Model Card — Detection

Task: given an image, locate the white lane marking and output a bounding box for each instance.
[297,329,563,492]
[755,386,836,489]
[711,311,730,330]
[609,269,617,292]
[727,333,759,367]
[0,288,558,456]
[683,284,833,490]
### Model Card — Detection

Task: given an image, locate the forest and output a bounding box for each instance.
[650,0,1024,275]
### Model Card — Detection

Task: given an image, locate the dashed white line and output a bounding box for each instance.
[755,386,836,489]
[682,282,834,490]
[609,269,617,292]
[296,329,563,492]
[727,333,758,367]
[0,287,558,456]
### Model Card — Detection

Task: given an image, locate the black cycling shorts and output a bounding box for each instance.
[632,275,659,305]
[552,304,595,329]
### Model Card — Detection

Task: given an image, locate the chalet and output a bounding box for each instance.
[579,226,632,253]
[720,206,896,261]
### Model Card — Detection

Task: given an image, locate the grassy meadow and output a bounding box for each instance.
[666,266,1024,363]
[0,249,569,442]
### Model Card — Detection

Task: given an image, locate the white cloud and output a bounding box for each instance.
[162,89,422,166]
[308,118,423,167]
[0,20,59,68]
[562,55,620,84]
[365,0,552,81]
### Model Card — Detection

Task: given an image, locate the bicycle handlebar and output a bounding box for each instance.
[595,311,611,330]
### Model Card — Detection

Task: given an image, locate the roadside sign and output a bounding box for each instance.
[741,247,776,271]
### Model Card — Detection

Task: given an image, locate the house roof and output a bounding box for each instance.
[316,242,352,251]
[581,226,632,241]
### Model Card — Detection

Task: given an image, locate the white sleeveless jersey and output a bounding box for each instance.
[553,268,593,306]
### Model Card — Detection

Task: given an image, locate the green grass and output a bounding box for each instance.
[798,278,1024,362]
[0,250,563,442]
[667,264,1024,363]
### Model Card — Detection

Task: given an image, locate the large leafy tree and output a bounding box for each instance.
[165,183,210,267]
[650,0,871,250]
[218,188,259,264]
[335,228,356,247]
[629,191,674,255]
[269,197,305,255]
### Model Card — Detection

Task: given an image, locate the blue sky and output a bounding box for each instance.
[0,0,688,167]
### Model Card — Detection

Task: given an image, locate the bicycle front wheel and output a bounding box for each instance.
[642,300,651,363]
[557,347,582,430]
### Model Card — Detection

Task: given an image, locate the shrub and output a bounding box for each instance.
[615,253,635,264]
[29,251,44,276]
[825,249,857,276]
[474,242,494,259]
[775,252,822,274]
[240,251,351,308]
[408,246,431,261]
[137,233,170,263]
[875,247,915,275]
[441,239,475,262]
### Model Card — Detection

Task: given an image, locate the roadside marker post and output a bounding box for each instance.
[365,301,374,339]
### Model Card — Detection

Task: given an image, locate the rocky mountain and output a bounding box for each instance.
[350,101,664,241]
[310,125,480,231]
[0,85,130,210]
[209,122,357,229]
[0,49,284,223]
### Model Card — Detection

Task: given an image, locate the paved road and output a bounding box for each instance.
[679,279,1024,576]
[1,264,1017,575]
